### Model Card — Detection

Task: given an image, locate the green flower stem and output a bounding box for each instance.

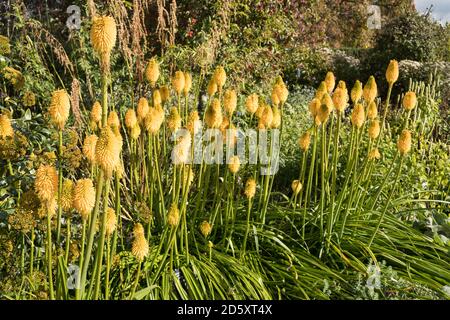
[46,210,54,300]
[105,238,111,300]
[180,173,190,263]
[93,181,111,299]
[75,220,86,300]
[325,113,341,246]
[79,65,110,299]
[261,131,274,223]
[21,234,25,276]
[325,114,334,171]
[333,127,356,225]
[150,226,178,286]
[403,109,412,129]
[241,198,253,259]
[79,171,104,299]
[153,135,166,220]
[56,130,63,244]
[130,139,134,194]
[64,217,71,264]
[376,83,393,148]
[199,164,212,214]
[303,125,318,239]
[368,154,405,248]
[368,152,399,212]
[129,261,142,299]
[338,128,362,240]
[30,226,35,276]
[293,150,307,209]
[319,124,327,239]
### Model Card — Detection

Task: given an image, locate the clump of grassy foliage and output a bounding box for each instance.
[0,10,449,301]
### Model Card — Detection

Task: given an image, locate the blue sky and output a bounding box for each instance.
[415,0,450,24]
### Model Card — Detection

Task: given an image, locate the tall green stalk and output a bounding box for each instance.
[302,125,318,239]
[46,210,54,300]
[78,69,109,299]
[368,154,405,247]
[56,130,63,243]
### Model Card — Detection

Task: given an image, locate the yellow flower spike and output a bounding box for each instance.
[337,80,347,90]
[324,71,336,93]
[315,81,327,100]
[244,178,257,199]
[137,97,149,123]
[351,103,365,129]
[49,89,71,130]
[298,131,311,151]
[228,155,241,174]
[73,178,96,221]
[386,60,399,85]
[35,164,58,203]
[0,114,14,138]
[95,126,122,177]
[160,85,170,103]
[317,103,330,124]
[223,89,237,115]
[83,134,98,164]
[105,208,117,237]
[153,89,162,107]
[309,98,321,119]
[402,91,417,111]
[368,148,381,160]
[167,204,180,227]
[130,123,141,140]
[60,179,74,212]
[271,85,281,107]
[213,66,226,90]
[277,80,289,104]
[167,107,182,133]
[207,78,218,97]
[172,71,185,95]
[107,111,120,129]
[259,104,273,128]
[199,221,212,237]
[368,120,380,139]
[255,104,264,119]
[367,101,378,120]
[133,223,145,237]
[220,116,230,133]
[332,87,348,113]
[291,180,302,195]
[321,93,334,112]
[144,107,164,135]
[205,98,223,129]
[90,16,117,56]
[245,94,259,114]
[183,72,192,96]
[125,109,137,129]
[187,111,202,136]
[351,80,363,104]
[172,129,191,165]
[397,129,412,156]
[90,16,117,70]
[271,105,281,129]
[363,76,378,103]
[145,57,160,87]
[132,223,148,261]
[90,101,102,124]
